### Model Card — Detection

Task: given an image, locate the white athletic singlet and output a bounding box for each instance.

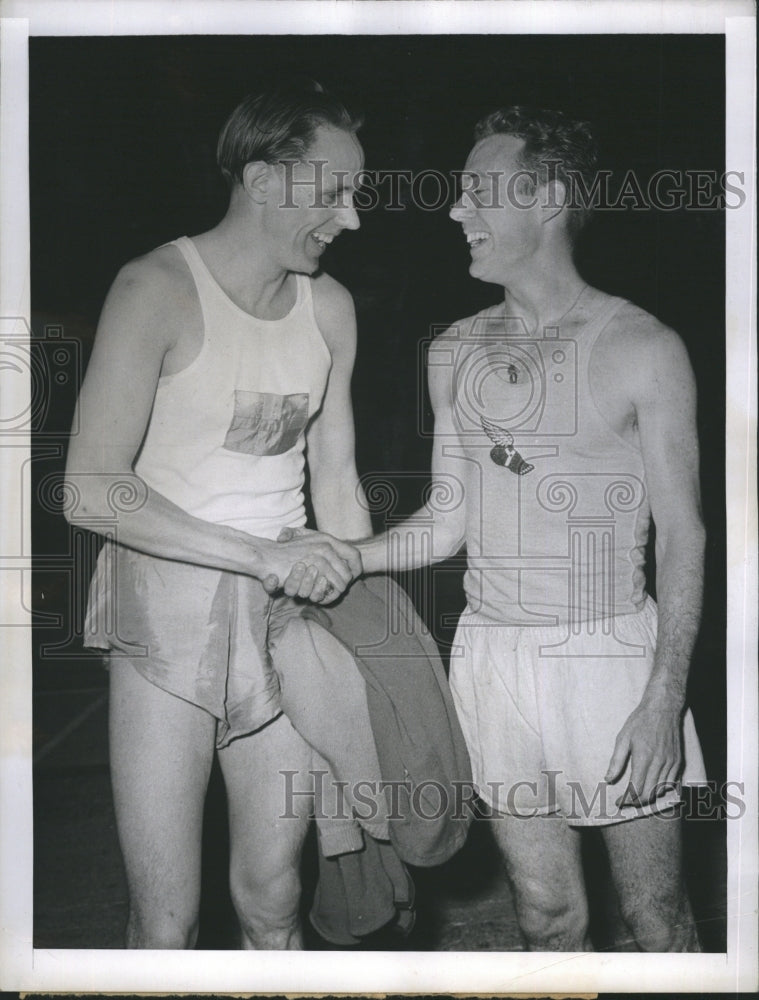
[134,236,332,540]
[442,294,649,626]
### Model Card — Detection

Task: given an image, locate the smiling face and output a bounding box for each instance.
[264,124,364,275]
[450,133,544,286]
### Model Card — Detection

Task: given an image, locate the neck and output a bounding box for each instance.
[194,206,291,314]
[501,249,585,331]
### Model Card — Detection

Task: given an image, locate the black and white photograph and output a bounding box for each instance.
[0,0,756,994]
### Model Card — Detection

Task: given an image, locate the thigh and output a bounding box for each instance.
[109,658,217,926]
[219,712,313,880]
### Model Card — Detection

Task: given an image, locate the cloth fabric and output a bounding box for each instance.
[83,541,282,748]
[444,293,650,625]
[448,596,707,826]
[310,835,415,946]
[133,235,332,540]
[290,575,474,867]
[268,602,390,855]
[268,575,473,945]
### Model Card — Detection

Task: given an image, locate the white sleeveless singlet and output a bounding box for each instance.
[444,295,650,626]
[134,236,332,540]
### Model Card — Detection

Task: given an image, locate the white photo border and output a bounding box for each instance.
[1,0,756,993]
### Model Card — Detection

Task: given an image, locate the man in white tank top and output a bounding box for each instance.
[356,108,706,950]
[66,82,367,948]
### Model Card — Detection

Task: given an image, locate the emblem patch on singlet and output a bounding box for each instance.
[223,390,309,456]
[480,416,534,475]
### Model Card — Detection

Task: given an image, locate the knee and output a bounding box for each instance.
[618,892,699,952]
[126,907,199,949]
[232,862,301,920]
[230,860,302,948]
[513,877,590,951]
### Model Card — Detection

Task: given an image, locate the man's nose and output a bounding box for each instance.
[449,197,471,221]
[336,202,360,231]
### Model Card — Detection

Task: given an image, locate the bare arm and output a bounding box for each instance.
[65,255,359,596]
[357,332,467,574]
[273,276,371,600]
[307,275,372,540]
[605,324,706,804]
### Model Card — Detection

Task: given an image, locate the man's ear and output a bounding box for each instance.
[541,178,568,225]
[242,160,271,204]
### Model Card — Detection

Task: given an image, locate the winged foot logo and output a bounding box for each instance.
[480,416,534,476]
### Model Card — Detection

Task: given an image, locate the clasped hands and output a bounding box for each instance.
[260,526,363,604]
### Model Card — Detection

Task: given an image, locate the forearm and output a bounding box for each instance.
[312,474,372,541]
[646,527,706,708]
[357,506,465,575]
[66,470,269,577]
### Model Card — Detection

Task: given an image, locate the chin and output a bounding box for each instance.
[290,254,320,275]
[469,258,495,282]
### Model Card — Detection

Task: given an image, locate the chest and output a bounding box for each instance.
[451,331,638,450]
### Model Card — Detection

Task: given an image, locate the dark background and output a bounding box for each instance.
[29,33,727,949]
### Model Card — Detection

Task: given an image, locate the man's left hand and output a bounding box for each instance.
[604,695,684,808]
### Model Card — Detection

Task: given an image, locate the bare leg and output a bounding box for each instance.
[601,812,700,951]
[109,660,216,948]
[490,814,592,951]
[218,713,313,950]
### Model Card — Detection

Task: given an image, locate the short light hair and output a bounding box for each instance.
[217,79,362,189]
[475,105,598,239]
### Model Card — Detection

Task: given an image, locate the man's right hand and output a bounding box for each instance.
[259,528,362,604]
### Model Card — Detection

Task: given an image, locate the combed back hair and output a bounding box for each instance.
[474,106,598,239]
[217,79,362,188]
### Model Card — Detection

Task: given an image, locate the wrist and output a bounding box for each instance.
[355,536,385,575]
[642,676,686,714]
[227,529,273,578]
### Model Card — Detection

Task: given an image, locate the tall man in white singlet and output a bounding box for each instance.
[66,82,367,948]
[356,108,707,950]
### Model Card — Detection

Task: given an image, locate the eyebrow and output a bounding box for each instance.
[326,173,363,193]
[460,170,484,187]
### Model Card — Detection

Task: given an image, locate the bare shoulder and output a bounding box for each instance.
[98,243,199,362]
[451,303,503,341]
[112,243,195,314]
[430,325,460,349]
[311,269,354,310]
[604,299,688,360]
[430,303,500,357]
[599,299,694,398]
[311,271,356,353]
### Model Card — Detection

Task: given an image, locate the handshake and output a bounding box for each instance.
[260,526,365,605]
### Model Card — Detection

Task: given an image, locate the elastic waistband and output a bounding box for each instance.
[459,595,655,634]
